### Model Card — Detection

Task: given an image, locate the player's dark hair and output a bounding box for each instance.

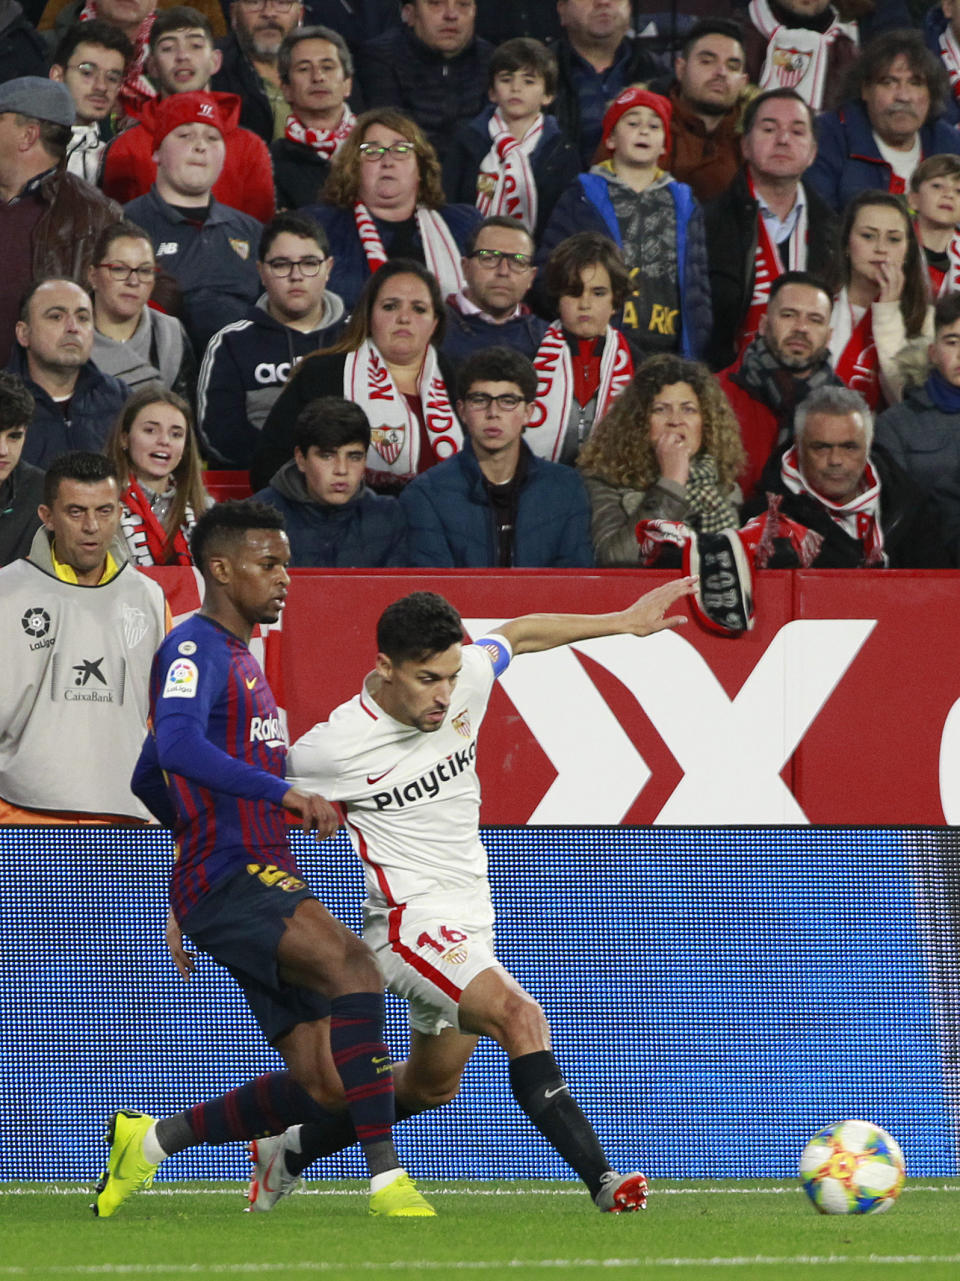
[934,291,960,332]
[457,347,537,402]
[148,5,214,49]
[465,215,535,256]
[543,231,630,311]
[767,270,832,310]
[92,219,155,265]
[52,18,134,68]
[19,277,92,324]
[43,451,117,505]
[741,87,815,137]
[294,397,371,453]
[488,37,557,97]
[679,18,745,62]
[190,499,286,573]
[377,591,464,662]
[278,24,353,81]
[0,372,34,431]
[259,210,329,261]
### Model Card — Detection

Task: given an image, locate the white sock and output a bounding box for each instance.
[141,1123,168,1165]
[285,1124,303,1154]
[369,1167,404,1193]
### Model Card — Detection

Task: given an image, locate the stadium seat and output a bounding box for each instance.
[203,471,253,502]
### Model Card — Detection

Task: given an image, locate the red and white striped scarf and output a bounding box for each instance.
[526,322,633,461]
[475,109,542,231]
[830,288,881,410]
[120,479,193,566]
[925,228,960,297]
[736,170,809,358]
[939,25,960,103]
[285,106,356,159]
[748,0,857,110]
[781,443,885,564]
[353,201,466,299]
[343,338,461,484]
[80,0,156,117]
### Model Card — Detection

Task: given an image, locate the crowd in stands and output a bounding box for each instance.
[3,0,960,577]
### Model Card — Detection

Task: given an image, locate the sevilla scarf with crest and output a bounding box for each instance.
[353,202,466,299]
[736,170,809,357]
[526,322,633,460]
[475,110,542,230]
[748,0,857,110]
[80,0,156,116]
[285,107,356,159]
[343,339,462,482]
[120,479,193,566]
[780,443,885,564]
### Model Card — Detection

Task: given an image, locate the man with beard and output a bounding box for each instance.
[213,0,304,144]
[808,29,960,213]
[717,271,846,502]
[704,88,840,371]
[660,19,749,205]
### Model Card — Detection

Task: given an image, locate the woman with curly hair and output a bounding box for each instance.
[104,385,211,566]
[302,108,482,312]
[578,354,745,566]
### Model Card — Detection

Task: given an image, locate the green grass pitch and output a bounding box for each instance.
[3,1180,960,1281]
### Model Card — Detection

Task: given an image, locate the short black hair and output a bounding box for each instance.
[543,231,630,311]
[935,292,960,332]
[377,591,464,662]
[259,210,329,261]
[294,397,371,453]
[465,215,535,256]
[768,270,833,309]
[52,18,134,69]
[488,37,557,97]
[278,24,353,81]
[0,372,34,431]
[190,499,286,573]
[43,451,117,506]
[148,5,214,49]
[741,86,815,136]
[679,18,746,61]
[457,347,537,402]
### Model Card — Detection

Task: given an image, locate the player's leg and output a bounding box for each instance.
[458,968,647,1213]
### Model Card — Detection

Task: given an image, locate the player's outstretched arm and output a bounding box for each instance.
[281,787,342,839]
[495,576,698,656]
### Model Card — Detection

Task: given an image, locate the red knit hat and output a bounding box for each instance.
[151,92,227,147]
[601,87,672,157]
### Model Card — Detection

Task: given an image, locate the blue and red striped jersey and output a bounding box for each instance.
[141,614,296,919]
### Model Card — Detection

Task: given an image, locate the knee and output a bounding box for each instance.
[399,1077,461,1112]
[293,1068,346,1113]
[331,934,384,995]
[489,990,548,1052]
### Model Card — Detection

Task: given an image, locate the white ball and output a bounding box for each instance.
[799,1120,906,1215]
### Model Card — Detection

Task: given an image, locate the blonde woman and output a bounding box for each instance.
[578,354,745,566]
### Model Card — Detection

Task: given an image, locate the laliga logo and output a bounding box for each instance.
[467,618,877,824]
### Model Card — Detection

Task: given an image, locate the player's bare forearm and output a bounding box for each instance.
[495,576,698,656]
[165,907,196,981]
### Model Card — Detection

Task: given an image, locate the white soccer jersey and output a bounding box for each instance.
[288,639,512,910]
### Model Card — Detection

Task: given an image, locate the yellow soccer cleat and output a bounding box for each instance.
[92,1110,160,1218]
[368,1171,436,1217]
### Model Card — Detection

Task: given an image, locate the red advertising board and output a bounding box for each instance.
[145,568,960,826]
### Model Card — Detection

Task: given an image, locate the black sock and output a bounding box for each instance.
[508,1050,612,1198]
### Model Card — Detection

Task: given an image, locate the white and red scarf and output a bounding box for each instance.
[939,26,960,104]
[526,322,633,461]
[120,479,193,566]
[343,339,461,482]
[781,443,885,564]
[830,288,881,409]
[737,170,809,357]
[80,0,156,117]
[285,106,356,159]
[475,109,543,231]
[354,201,466,299]
[748,0,857,110]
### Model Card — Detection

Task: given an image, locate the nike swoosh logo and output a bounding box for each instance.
[372,1055,390,1064]
[245,677,257,690]
[366,767,394,785]
[544,1085,569,1099]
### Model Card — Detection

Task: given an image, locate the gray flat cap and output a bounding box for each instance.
[0,77,76,127]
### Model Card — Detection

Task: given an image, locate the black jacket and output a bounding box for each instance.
[212,35,274,145]
[549,35,659,161]
[270,136,331,211]
[703,168,841,371]
[0,458,43,567]
[746,442,954,569]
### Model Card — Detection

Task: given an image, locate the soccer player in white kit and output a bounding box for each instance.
[251,579,696,1213]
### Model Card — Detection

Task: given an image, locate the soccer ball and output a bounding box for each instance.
[799,1120,905,1215]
